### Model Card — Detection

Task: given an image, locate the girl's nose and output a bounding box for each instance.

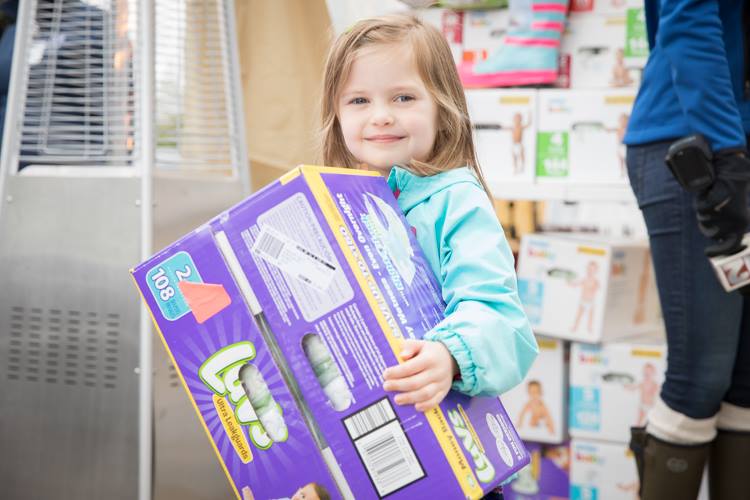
[370,105,394,126]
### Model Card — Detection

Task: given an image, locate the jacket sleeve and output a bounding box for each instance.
[422,183,538,397]
[654,0,746,151]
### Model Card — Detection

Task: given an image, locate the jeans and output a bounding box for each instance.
[626,140,750,419]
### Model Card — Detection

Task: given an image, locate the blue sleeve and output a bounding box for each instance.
[422,183,538,397]
[654,0,745,151]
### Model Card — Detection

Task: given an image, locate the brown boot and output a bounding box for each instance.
[708,429,750,500]
[630,426,709,500]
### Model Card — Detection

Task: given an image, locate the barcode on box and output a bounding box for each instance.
[344,398,425,497]
[254,228,285,259]
[251,225,337,291]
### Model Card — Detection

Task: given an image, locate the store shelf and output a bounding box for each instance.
[489,181,637,203]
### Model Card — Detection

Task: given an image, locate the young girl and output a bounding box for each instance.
[320,14,538,413]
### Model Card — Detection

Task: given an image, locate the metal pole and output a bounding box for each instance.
[138,0,155,498]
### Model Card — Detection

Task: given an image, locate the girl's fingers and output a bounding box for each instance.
[383,352,428,380]
[382,370,430,393]
[399,339,424,361]
[393,383,437,406]
[415,389,449,412]
[415,397,438,413]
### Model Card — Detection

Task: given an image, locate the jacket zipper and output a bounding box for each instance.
[744,2,750,99]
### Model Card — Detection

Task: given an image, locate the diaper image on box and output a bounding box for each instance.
[504,442,570,500]
[570,439,640,500]
[466,89,537,185]
[517,233,662,343]
[569,341,665,443]
[133,166,529,500]
[302,333,353,412]
[502,337,567,444]
[239,363,288,443]
[536,89,635,184]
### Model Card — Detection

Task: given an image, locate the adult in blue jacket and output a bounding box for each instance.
[624,0,750,498]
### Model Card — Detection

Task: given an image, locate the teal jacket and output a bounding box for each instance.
[387,166,538,397]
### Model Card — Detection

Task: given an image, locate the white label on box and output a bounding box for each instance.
[253,193,354,322]
[253,224,337,291]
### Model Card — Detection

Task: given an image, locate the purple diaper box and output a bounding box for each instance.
[131,166,529,499]
[504,442,570,500]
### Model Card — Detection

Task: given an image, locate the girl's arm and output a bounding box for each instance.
[424,181,539,397]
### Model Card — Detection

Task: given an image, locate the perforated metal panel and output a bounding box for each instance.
[6,307,121,389]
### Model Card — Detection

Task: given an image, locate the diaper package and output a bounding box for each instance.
[131,166,529,500]
[569,339,665,443]
[504,442,570,500]
[501,337,568,444]
[516,233,662,343]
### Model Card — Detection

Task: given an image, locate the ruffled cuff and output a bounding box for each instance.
[424,328,478,396]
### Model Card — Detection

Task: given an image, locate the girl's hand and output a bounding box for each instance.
[382,339,459,412]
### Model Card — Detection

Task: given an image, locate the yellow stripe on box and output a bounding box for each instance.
[499,96,531,105]
[458,404,485,455]
[214,394,253,464]
[282,165,381,184]
[631,348,662,358]
[604,95,635,105]
[577,246,607,256]
[537,338,558,350]
[302,167,484,499]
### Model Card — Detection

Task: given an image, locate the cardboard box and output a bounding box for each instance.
[132,166,529,499]
[504,442,570,500]
[502,337,567,444]
[561,14,641,89]
[462,9,511,63]
[569,340,665,443]
[570,439,639,500]
[568,0,629,17]
[536,89,635,184]
[539,200,647,240]
[418,8,465,65]
[516,233,662,343]
[466,89,537,185]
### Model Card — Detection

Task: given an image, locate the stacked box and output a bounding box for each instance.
[417,8,465,65]
[132,166,529,499]
[502,337,567,444]
[570,440,639,500]
[462,9,510,63]
[536,89,636,184]
[466,89,537,185]
[561,14,640,90]
[516,233,661,343]
[504,442,570,500]
[569,340,665,443]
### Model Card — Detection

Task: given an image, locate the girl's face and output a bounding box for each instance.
[337,42,438,176]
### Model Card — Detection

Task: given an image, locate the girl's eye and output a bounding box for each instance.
[349,97,367,105]
[395,95,415,103]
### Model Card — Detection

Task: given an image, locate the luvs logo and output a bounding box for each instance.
[198,341,272,449]
[447,409,496,484]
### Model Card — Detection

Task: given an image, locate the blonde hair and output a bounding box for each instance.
[319,14,491,196]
